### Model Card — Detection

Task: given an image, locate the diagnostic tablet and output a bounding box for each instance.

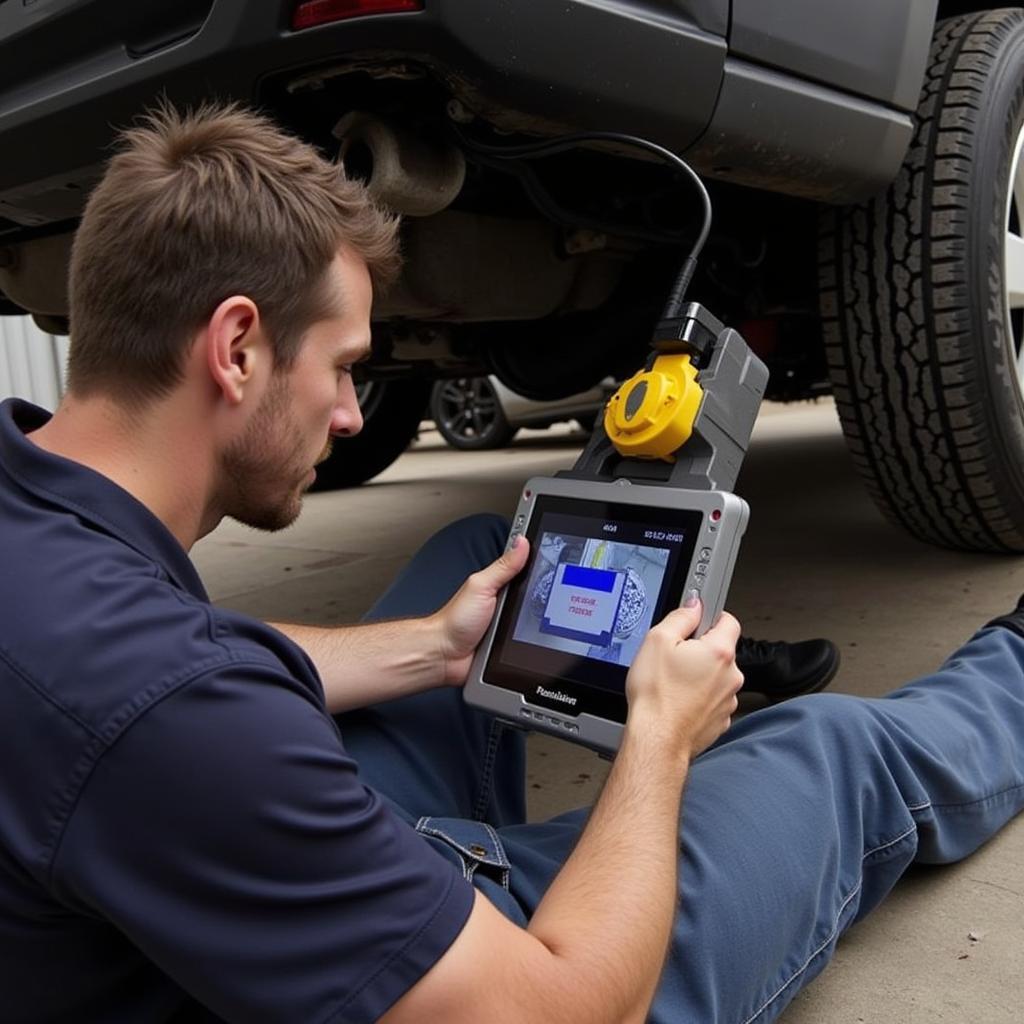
[464,476,748,753]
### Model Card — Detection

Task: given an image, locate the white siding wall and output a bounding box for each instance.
[0,316,69,410]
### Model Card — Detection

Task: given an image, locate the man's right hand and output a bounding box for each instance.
[624,599,744,763]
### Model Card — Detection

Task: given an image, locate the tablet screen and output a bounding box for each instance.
[484,495,702,720]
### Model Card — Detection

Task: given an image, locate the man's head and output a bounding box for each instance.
[63,103,400,533]
[66,102,399,405]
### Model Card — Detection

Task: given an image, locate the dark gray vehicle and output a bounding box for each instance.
[1,1,1021,551]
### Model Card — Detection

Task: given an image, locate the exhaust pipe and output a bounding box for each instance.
[333,112,465,217]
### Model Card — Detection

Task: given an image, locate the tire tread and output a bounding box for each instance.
[820,8,1024,551]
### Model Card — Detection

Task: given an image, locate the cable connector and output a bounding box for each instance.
[650,302,724,368]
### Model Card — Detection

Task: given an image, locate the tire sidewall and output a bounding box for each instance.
[954,10,1024,499]
[310,378,429,489]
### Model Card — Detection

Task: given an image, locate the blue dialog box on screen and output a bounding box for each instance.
[540,564,626,646]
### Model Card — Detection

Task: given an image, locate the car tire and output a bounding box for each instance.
[820,9,1024,552]
[309,378,429,490]
[430,377,518,450]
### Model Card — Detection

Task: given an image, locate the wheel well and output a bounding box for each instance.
[937,2,1003,18]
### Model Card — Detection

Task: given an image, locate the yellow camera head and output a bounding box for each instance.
[603,353,704,462]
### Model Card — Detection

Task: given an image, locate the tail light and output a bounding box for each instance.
[292,0,423,31]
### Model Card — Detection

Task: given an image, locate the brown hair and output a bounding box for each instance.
[67,102,400,404]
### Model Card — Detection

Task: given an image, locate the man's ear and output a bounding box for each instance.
[204,295,267,405]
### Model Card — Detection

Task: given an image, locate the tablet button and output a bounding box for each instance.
[700,547,712,559]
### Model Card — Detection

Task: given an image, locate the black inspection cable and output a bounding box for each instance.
[451,126,713,320]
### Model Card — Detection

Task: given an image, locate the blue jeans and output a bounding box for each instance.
[339,515,1024,1023]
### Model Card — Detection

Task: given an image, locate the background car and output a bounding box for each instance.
[428,376,612,450]
[309,375,609,490]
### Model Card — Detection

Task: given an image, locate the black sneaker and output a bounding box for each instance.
[985,597,1024,640]
[736,636,840,702]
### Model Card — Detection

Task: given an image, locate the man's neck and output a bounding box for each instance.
[28,392,218,550]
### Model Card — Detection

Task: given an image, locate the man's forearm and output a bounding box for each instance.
[270,539,527,714]
[524,723,688,1022]
[272,617,447,713]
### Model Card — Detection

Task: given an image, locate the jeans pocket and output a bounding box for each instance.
[415,816,511,891]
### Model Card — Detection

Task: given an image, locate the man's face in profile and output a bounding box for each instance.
[219,249,373,531]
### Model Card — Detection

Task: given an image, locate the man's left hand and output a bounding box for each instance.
[432,536,530,686]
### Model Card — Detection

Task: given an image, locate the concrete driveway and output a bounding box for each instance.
[192,399,1024,1022]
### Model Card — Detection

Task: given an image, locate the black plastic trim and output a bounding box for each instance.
[685,58,915,204]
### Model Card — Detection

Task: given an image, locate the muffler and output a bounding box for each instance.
[333,112,465,216]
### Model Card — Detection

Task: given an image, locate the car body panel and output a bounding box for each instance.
[494,376,612,429]
[729,0,938,111]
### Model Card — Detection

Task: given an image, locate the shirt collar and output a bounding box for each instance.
[0,398,209,601]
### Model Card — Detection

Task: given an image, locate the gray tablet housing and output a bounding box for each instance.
[463,476,749,754]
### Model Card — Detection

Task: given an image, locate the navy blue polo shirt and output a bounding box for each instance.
[0,399,473,1023]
